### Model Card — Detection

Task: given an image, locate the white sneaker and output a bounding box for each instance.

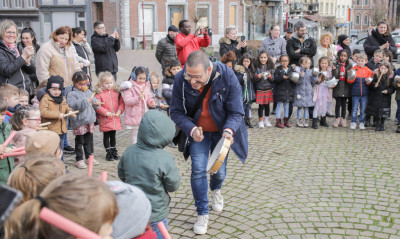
[359,123,365,130]
[303,119,309,127]
[296,119,303,127]
[211,189,224,212]
[350,122,356,130]
[258,121,264,128]
[194,215,209,235]
[85,157,100,165]
[264,120,272,127]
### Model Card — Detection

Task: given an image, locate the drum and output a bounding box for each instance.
[206,137,231,175]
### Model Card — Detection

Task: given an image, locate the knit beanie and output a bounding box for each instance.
[46,75,64,90]
[25,130,61,157]
[107,181,152,239]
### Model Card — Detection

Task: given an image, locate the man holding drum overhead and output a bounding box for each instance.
[170,50,248,235]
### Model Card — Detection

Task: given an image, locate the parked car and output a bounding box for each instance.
[350,36,400,61]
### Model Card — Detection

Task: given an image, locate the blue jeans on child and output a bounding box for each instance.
[297,107,309,119]
[276,102,289,118]
[150,218,168,239]
[189,131,228,216]
[59,134,65,161]
[351,96,367,123]
[243,102,251,118]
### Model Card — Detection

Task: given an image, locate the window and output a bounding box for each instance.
[196,4,210,28]
[356,15,360,25]
[342,6,345,17]
[58,0,69,5]
[15,21,30,32]
[325,3,328,14]
[13,0,22,7]
[229,4,237,27]
[330,3,333,15]
[139,4,155,35]
[74,0,84,4]
[41,0,52,5]
[26,0,35,8]
[364,15,368,25]
[1,0,10,7]
[357,0,360,5]
[77,12,86,29]
[168,5,184,29]
[364,0,368,5]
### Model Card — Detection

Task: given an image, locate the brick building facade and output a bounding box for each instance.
[351,0,389,31]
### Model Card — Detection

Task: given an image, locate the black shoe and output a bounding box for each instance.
[365,120,370,127]
[246,118,254,128]
[320,116,329,127]
[396,126,400,133]
[379,119,385,131]
[63,146,75,154]
[312,118,318,129]
[105,149,114,161]
[111,148,120,160]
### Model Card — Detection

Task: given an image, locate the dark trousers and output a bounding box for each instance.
[103,130,116,149]
[288,102,293,119]
[335,97,348,118]
[258,104,270,118]
[59,134,65,162]
[75,132,93,161]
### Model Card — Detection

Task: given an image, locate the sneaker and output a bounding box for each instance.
[85,157,100,165]
[211,189,224,212]
[350,122,356,130]
[63,146,75,154]
[194,215,209,235]
[264,120,272,127]
[258,121,264,128]
[75,160,87,169]
[359,123,365,130]
[303,119,309,127]
[296,119,303,127]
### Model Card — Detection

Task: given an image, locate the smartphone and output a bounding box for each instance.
[114,27,117,32]
[241,36,245,42]
[0,185,22,224]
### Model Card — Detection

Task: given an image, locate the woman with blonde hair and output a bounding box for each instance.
[5,174,118,239]
[313,32,337,65]
[7,156,66,202]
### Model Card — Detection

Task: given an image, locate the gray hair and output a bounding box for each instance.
[294,21,305,31]
[225,26,237,35]
[186,50,211,71]
[0,19,18,40]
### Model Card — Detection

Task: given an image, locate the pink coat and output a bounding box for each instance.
[121,80,156,127]
[95,88,125,132]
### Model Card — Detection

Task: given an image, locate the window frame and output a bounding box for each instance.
[229,3,239,28]
[195,2,212,29]
[138,2,157,36]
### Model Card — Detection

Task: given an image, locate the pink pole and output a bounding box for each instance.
[39,207,102,239]
[157,222,171,239]
[12,147,25,152]
[1,150,25,159]
[2,131,16,147]
[100,171,107,182]
[87,155,94,177]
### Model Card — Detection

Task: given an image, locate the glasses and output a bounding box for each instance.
[97,26,105,29]
[27,118,41,122]
[184,72,205,84]
[5,31,17,35]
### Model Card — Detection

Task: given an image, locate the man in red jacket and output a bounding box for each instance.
[175,20,211,67]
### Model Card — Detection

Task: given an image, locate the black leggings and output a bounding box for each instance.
[75,132,93,161]
[335,97,348,118]
[258,104,270,118]
[103,130,116,149]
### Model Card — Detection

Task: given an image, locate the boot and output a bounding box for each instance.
[284,117,291,128]
[105,149,114,161]
[341,117,347,127]
[374,118,380,131]
[312,118,318,129]
[246,118,254,128]
[320,116,329,127]
[380,118,386,131]
[275,119,285,128]
[365,115,371,127]
[333,118,340,128]
[371,116,376,127]
[111,148,120,160]
[396,125,400,133]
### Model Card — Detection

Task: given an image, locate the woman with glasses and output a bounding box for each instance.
[0,19,34,90]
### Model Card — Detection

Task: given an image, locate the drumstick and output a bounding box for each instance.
[64,111,79,117]
[38,122,51,127]
[376,74,383,86]
[157,222,171,239]
[39,207,102,239]
[12,147,25,152]
[2,131,15,147]
[1,150,25,159]
[89,92,96,101]
[36,127,48,130]
[198,127,203,137]
[87,155,94,177]
[100,171,107,182]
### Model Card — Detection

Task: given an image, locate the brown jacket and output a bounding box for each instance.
[36,39,81,87]
[39,94,73,134]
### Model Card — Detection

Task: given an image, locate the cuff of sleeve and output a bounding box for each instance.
[223,128,233,135]
[190,127,198,137]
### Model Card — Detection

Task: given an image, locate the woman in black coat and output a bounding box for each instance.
[365,61,395,131]
[219,27,247,62]
[363,21,397,60]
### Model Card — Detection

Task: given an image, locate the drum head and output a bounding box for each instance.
[206,138,226,172]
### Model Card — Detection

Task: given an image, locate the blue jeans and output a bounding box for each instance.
[397,100,400,125]
[276,102,289,119]
[297,107,309,119]
[351,96,367,123]
[62,118,71,148]
[189,131,228,215]
[150,218,168,239]
[59,134,65,162]
[243,102,251,118]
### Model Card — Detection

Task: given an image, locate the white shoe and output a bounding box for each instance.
[85,157,100,165]
[211,189,224,212]
[303,119,309,127]
[194,215,209,235]
[350,122,356,130]
[359,123,365,130]
[258,121,264,128]
[296,119,303,127]
[264,120,272,127]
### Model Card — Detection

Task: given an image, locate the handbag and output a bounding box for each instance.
[173,63,218,152]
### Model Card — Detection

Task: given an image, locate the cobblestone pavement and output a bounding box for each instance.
[66,50,400,238]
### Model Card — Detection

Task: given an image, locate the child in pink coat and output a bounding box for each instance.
[95,71,125,161]
[120,66,156,144]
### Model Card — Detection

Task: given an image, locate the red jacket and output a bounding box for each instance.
[95,88,125,132]
[175,33,211,67]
